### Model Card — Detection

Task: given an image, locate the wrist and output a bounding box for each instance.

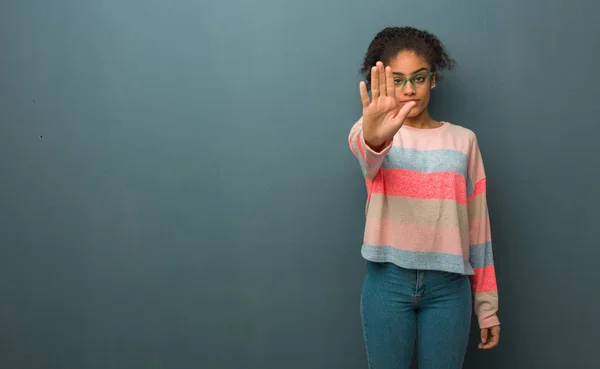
[364,137,387,152]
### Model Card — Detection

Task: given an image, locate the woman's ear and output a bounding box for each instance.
[431,72,437,89]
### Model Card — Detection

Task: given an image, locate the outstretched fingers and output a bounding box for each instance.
[370,66,379,99]
[377,62,386,97]
[385,65,395,97]
[359,81,370,108]
[363,61,393,108]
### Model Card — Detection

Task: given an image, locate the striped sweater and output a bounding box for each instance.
[348,119,499,329]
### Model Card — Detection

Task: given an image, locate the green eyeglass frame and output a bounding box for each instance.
[393,71,435,89]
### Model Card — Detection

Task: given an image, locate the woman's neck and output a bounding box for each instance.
[403,109,441,129]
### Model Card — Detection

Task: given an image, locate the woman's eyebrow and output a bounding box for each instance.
[392,68,428,76]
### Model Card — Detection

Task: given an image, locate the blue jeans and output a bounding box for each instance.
[360,261,472,369]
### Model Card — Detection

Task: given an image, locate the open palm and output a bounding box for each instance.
[359,61,416,147]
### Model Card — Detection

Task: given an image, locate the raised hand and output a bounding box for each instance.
[359,61,416,149]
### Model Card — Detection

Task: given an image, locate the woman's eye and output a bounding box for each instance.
[415,77,425,83]
[394,79,403,85]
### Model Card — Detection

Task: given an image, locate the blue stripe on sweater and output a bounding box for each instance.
[381,147,468,177]
[361,244,475,275]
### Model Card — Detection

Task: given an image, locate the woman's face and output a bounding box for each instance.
[388,51,436,118]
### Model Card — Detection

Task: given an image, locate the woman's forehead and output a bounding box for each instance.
[389,51,430,73]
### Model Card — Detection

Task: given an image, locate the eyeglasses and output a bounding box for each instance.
[393,71,434,89]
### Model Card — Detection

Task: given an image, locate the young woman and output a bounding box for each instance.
[348,26,501,368]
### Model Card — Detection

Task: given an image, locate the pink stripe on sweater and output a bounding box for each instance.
[355,134,368,162]
[364,218,468,256]
[468,178,486,200]
[370,169,468,205]
[471,266,497,292]
[469,219,491,245]
[468,148,486,181]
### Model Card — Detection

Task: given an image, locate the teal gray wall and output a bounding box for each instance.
[1,0,598,368]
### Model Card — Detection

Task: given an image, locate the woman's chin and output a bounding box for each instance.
[407,108,423,118]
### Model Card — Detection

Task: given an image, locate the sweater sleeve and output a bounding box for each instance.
[348,118,391,180]
[466,134,500,329]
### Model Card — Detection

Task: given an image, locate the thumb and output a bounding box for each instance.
[481,328,488,344]
[393,101,416,123]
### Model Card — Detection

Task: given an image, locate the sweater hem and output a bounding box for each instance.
[361,244,475,276]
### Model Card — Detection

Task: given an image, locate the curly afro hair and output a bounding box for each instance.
[360,26,456,89]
